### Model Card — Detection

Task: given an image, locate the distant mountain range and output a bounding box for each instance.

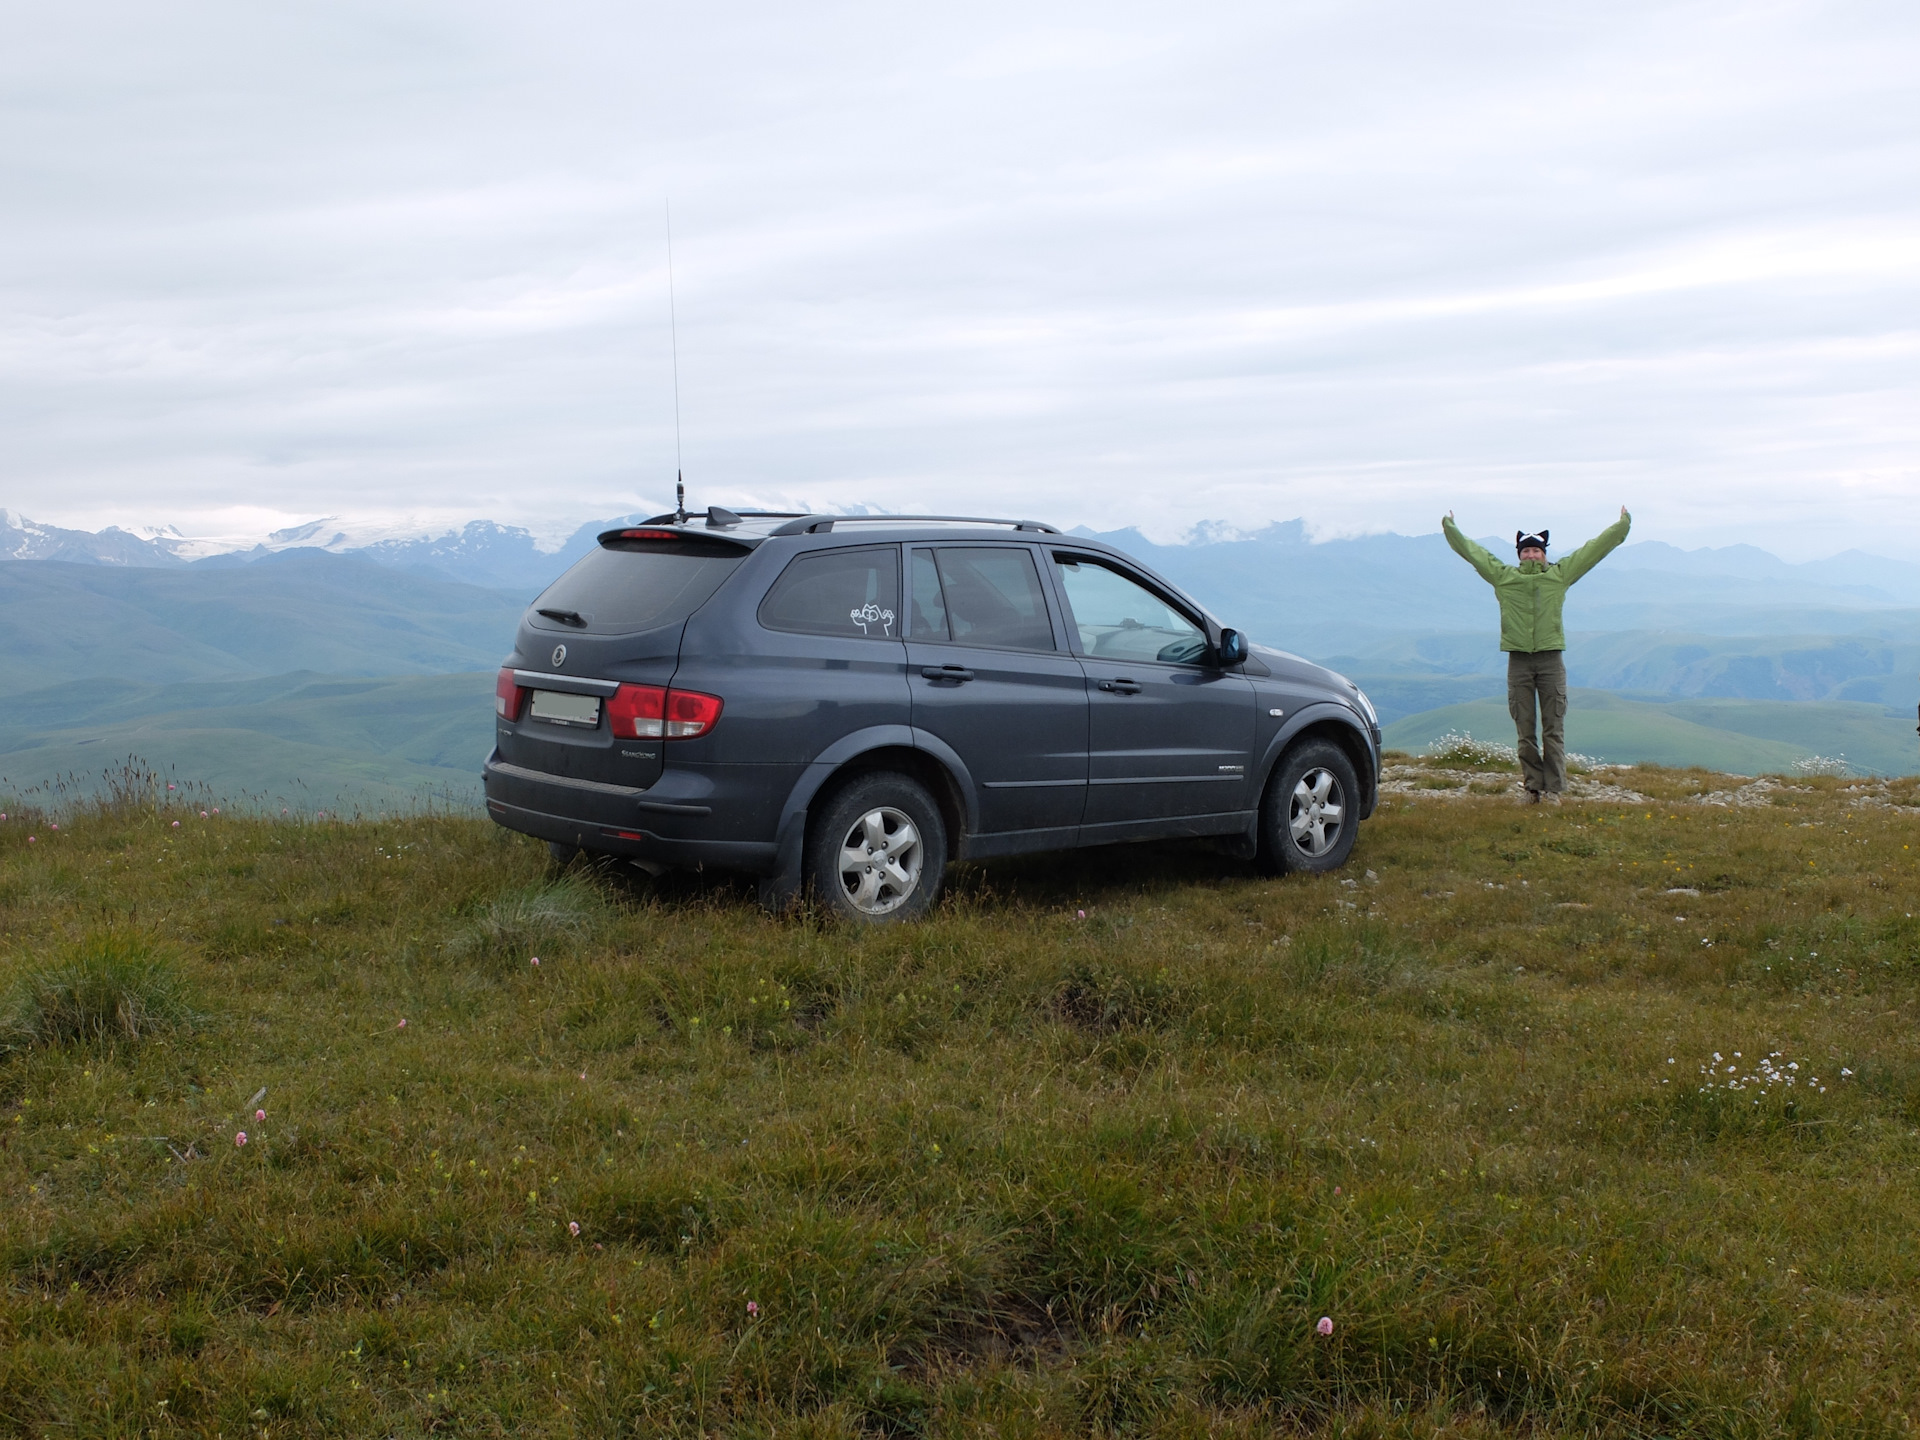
[13,505,1920,611]
[0,507,636,592]
[4,507,1917,793]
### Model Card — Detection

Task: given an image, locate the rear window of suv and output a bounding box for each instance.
[530,538,746,634]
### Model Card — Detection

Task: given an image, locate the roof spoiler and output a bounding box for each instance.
[637,507,807,530]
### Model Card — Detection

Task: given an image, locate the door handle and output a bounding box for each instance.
[921,665,975,683]
[1098,678,1143,695]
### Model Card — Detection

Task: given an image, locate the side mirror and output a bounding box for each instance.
[1216,628,1247,666]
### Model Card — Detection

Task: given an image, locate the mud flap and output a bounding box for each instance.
[757,810,808,913]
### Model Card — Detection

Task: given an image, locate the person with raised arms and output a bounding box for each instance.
[1442,507,1632,805]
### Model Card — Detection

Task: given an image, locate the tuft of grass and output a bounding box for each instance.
[1,933,197,1054]
[447,873,610,968]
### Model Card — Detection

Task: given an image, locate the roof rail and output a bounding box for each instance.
[767,515,1060,537]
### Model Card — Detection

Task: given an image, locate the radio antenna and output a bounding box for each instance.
[666,201,686,523]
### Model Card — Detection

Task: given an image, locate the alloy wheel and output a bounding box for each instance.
[1289,768,1346,857]
[836,806,924,916]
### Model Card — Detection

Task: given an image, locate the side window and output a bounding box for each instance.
[909,548,949,640]
[1053,555,1208,665]
[928,547,1055,652]
[757,545,900,639]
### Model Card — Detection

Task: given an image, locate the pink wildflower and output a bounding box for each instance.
[530,956,540,967]
[746,1301,759,1318]
[396,1018,407,1029]
[167,784,175,790]
[255,1109,266,1122]
[1077,909,1086,919]
[569,1221,581,1237]
[1317,1316,1333,1336]
[235,1131,248,1147]
[579,1072,587,1081]
[171,820,180,828]
[1,813,7,820]
[27,836,34,844]
[200,811,209,819]
[49,823,58,831]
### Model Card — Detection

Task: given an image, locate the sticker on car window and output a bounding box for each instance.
[850,602,896,636]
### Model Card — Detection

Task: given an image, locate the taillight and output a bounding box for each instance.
[608,683,722,740]
[495,667,527,720]
[664,688,723,738]
[607,684,665,738]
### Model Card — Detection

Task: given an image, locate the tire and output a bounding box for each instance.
[548,840,581,866]
[805,772,948,923]
[1258,739,1360,875]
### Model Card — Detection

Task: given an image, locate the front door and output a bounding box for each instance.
[1049,552,1256,831]
[905,545,1088,839]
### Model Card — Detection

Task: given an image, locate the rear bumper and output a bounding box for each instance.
[482,751,783,874]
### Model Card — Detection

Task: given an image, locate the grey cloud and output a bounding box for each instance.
[1,0,1916,557]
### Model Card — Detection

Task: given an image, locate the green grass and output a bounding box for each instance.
[1386,689,1920,776]
[2,769,1919,1434]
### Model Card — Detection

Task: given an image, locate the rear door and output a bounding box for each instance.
[905,545,1088,839]
[1049,552,1256,832]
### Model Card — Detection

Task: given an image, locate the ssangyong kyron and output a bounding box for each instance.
[485,512,1382,921]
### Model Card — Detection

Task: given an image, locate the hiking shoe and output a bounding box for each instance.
[1519,789,1541,806]
[1543,792,1563,806]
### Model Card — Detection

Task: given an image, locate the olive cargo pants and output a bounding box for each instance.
[1507,649,1567,794]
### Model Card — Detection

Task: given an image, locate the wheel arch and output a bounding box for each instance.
[801,744,968,861]
[1257,708,1378,817]
[759,728,976,910]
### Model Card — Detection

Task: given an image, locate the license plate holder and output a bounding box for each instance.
[529,690,601,728]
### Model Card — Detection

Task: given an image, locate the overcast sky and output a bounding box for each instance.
[3,0,1916,557]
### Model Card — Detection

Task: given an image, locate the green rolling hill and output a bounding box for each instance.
[1384,690,1920,776]
[0,672,494,812]
[0,552,523,687]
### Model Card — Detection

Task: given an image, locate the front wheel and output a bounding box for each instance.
[1258,739,1360,875]
[805,773,948,923]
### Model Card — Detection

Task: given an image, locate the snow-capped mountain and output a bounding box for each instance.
[1,510,195,566]
[0,509,658,590]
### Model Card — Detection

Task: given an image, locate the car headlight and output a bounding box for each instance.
[1350,686,1378,727]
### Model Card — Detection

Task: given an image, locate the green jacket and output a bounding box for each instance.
[1442,512,1631,653]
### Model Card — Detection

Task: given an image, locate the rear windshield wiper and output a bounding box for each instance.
[537,608,589,628]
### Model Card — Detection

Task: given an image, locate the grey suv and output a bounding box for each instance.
[485,511,1381,921]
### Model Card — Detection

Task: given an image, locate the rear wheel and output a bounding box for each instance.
[806,773,948,923]
[547,840,581,866]
[1258,739,1360,875]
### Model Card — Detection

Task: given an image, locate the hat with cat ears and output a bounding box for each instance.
[1516,530,1549,554]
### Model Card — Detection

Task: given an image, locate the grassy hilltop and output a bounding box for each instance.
[1,763,1918,1435]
